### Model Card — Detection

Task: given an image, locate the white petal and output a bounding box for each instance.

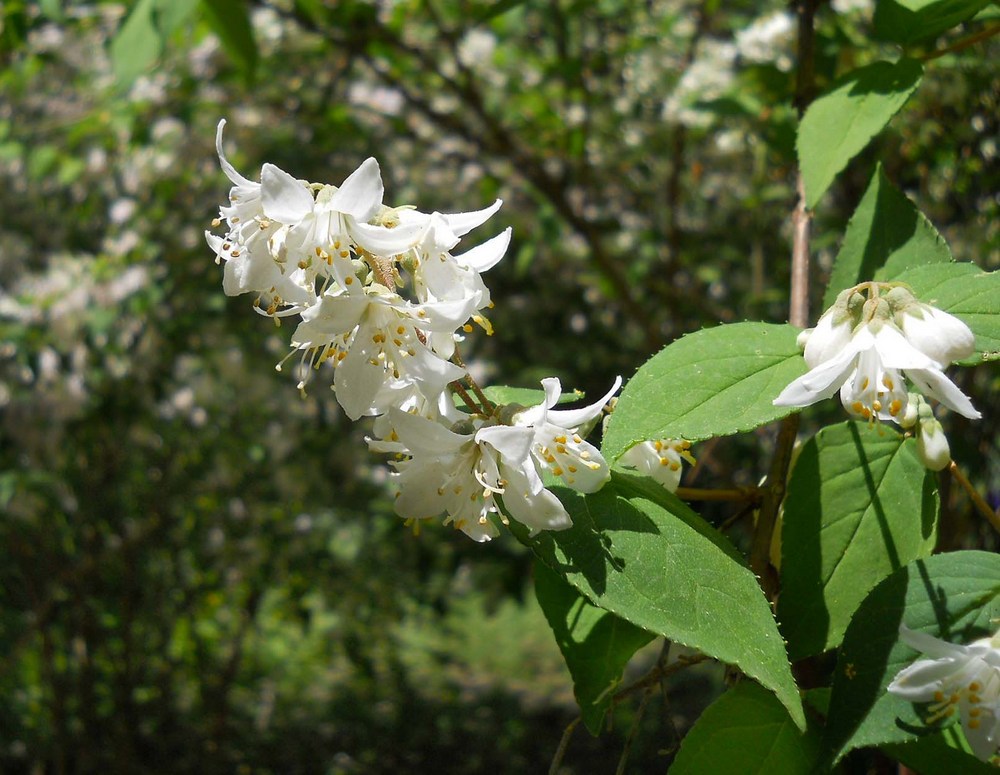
[442,199,503,237]
[499,463,572,534]
[352,220,425,256]
[477,424,535,467]
[773,340,861,407]
[871,324,939,371]
[803,311,853,368]
[900,306,976,366]
[907,368,981,419]
[888,657,960,701]
[334,335,389,419]
[454,227,511,273]
[328,157,383,221]
[546,375,622,429]
[261,163,315,224]
[215,119,255,188]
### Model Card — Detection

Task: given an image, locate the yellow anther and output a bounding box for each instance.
[397,325,406,335]
[861,377,870,390]
[339,250,349,258]
[872,399,882,412]
[211,217,221,227]
[345,276,354,285]
[462,324,473,333]
[889,400,902,416]
[882,375,894,390]
[567,465,577,473]
[552,467,563,476]
[554,435,567,444]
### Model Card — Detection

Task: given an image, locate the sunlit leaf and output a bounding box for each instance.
[798,59,923,208]
[602,323,805,462]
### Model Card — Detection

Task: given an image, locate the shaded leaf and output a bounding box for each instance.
[202,0,258,80]
[874,0,993,44]
[823,165,951,309]
[824,551,1000,763]
[602,323,804,462]
[533,561,654,735]
[798,60,923,208]
[777,422,937,660]
[671,681,823,775]
[882,727,997,775]
[524,471,805,729]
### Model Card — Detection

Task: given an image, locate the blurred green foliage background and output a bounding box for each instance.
[0,1,996,772]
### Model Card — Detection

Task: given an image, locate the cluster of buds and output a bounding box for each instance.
[206,120,680,541]
[774,282,979,469]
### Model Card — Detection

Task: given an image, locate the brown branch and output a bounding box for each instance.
[750,0,820,601]
[675,486,763,503]
[920,23,1000,62]
[949,461,1000,534]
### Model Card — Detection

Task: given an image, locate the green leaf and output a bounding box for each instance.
[798,59,923,208]
[201,0,258,80]
[475,0,529,22]
[110,0,162,83]
[109,0,200,84]
[892,263,1000,363]
[602,323,805,462]
[822,165,952,309]
[874,0,993,44]
[882,727,998,775]
[670,681,823,775]
[777,422,937,660]
[524,471,805,729]
[156,0,200,36]
[824,551,1000,762]
[533,561,654,735]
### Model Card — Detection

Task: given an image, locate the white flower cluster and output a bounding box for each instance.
[207,120,623,541]
[774,283,979,469]
[889,625,1000,763]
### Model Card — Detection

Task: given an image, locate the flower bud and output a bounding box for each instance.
[916,417,951,472]
[898,393,920,429]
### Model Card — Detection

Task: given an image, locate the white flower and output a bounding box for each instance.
[888,625,1000,762]
[372,378,621,542]
[208,120,291,299]
[619,439,695,492]
[774,320,980,422]
[290,285,474,419]
[500,376,622,493]
[261,160,422,292]
[377,409,571,542]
